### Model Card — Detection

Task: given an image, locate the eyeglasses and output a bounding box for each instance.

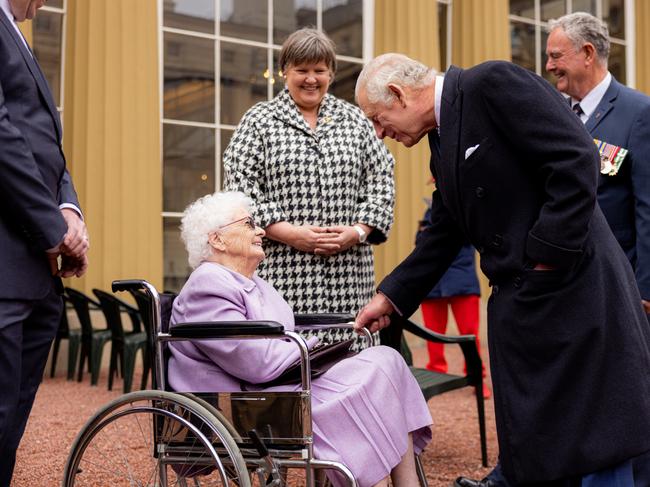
[219,216,257,231]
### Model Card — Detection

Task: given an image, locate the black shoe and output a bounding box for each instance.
[453,477,498,487]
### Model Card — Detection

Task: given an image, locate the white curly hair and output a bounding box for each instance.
[180,191,254,269]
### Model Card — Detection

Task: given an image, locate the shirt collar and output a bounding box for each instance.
[571,72,612,121]
[0,0,14,22]
[434,75,444,130]
[0,0,33,55]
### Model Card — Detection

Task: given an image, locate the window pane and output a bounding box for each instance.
[603,0,625,39]
[164,33,215,123]
[220,0,267,43]
[323,0,362,58]
[163,217,191,293]
[330,60,361,105]
[220,42,268,125]
[272,50,285,97]
[163,0,215,34]
[510,21,536,73]
[510,0,535,18]
[274,0,317,46]
[571,0,597,15]
[163,124,215,213]
[33,11,63,107]
[609,42,626,84]
[541,0,566,21]
[438,3,449,70]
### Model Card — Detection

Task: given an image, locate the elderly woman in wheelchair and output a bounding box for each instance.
[62,190,432,487]
[168,191,432,487]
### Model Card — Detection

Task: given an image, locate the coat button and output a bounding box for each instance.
[492,285,499,295]
[513,276,522,288]
[492,234,503,247]
[475,187,485,198]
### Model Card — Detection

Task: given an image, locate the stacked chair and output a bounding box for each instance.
[49,295,81,380]
[65,287,112,385]
[92,289,148,393]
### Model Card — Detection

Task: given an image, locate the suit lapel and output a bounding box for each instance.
[437,66,466,232]
[0,12,62,140]
[585,78,618,133]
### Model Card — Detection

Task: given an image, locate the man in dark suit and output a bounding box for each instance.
[545,12,650,484]
[354,53,650,486]
[0,0,89,484]
[546,12,650,317]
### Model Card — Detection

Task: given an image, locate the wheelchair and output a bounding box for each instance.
[62,279,430,486]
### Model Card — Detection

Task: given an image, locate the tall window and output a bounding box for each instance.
[32,0,66,120]
[509,0,631,85]
[438,0,452,71]
[160,0,369,291]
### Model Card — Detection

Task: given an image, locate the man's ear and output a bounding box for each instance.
[388,83,407,107]
[582,43,597,65]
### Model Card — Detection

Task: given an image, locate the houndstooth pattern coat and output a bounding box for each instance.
[224,89,395,315]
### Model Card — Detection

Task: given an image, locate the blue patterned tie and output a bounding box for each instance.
[572,102,584,118]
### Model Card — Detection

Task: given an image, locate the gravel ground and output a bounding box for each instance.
[13,339,498,486]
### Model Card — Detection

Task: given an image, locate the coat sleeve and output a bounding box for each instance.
[223,109,288,228]
[0,79,67,250]
[354,115,395,244]
[378,187,465,317]
[174,280,317,385]
[629,102,650,299]
[479,62,599,269]
[58,168,81,209]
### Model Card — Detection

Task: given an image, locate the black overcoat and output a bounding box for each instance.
[379,61,650,484]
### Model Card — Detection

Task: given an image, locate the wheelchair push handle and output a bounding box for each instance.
[112,279,150,294]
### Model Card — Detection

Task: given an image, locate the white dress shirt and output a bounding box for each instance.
[570,72,612,124]
[0,0,32,55]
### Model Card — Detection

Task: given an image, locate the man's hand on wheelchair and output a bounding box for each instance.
[355,293,394,334]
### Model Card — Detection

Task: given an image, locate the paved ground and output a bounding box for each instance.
[13,334,498,486]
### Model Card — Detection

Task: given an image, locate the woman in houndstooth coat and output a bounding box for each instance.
[224,29,394,315]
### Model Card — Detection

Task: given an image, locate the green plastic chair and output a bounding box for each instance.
[380,314,487,467]
[65,287,112,385]
[50,295,81,380]
[92,289,147,393]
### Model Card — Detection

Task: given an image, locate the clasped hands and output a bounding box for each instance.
[47,208,89,278]
[288,224,363,255]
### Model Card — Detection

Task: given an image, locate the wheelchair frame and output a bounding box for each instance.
[63,279,427,487]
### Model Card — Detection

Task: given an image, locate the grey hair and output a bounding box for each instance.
[279,28,337,75]
[355,53,436,106]
[547,12,610,65]
[180,191,253,269]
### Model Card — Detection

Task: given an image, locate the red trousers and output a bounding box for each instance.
[420,295,486,376]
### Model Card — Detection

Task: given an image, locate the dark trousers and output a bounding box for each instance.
[487,455,646,486]
[0,281,62,487]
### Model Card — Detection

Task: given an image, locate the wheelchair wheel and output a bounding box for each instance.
[63,390,251,487]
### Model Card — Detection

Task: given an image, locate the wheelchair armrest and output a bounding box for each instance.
[294,313,355,326]
[170,320,285,338]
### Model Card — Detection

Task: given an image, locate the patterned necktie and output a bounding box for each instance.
[572,102,584,118]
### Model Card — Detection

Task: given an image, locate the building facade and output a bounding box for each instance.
[21,0,650,297]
